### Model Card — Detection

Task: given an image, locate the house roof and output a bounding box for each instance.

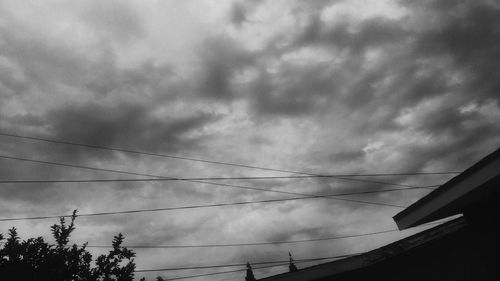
[393,147,500,230]
[258,217,467,281]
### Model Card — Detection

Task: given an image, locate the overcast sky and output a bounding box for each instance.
[1,0,499,280]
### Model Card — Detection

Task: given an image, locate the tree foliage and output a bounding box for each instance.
[0,210,162,281]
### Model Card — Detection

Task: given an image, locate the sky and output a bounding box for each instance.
[0,0,499,280]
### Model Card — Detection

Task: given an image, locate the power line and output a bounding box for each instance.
[134,254,357,272]
[0,176,442,186]
[0,154,408,208]
[164,267,254,281]
[78,221,444,250]
[0,132,461,178]
[135,219,446,278]
[163,257,351,281]
[164,256,355,281]
[0,154,432,190]
[164,265,269,280]
[0,186,430,222]
[86,229,398,249]
[0,221,444,249]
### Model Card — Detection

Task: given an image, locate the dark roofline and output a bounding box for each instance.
[393,147,500,228]
[258,217,467,281]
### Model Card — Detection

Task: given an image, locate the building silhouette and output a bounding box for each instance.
[249,147,500,281]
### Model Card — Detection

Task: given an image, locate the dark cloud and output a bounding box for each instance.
[249,72,317,116]
[1,1,500,279]
[197,37,256,100]
[44,102,217,162]
[243,0,499,125]
[249,61,340,116]
[293,16,407,52]
[232,16,409,119]
[229,0,264,27]
[229,1,249,27]
[410,0,500,102]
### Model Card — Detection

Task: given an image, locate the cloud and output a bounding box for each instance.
[78,0,145,43]
[229,1,254,27]
[196,36,256,100]
[410,0,500,102]
[236,0,500,125]
[44,101,217,162]
[1,1,500,280]
[248,59,339,116]
[293,16,408,52]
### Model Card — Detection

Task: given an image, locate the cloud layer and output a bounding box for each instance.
[1,0,499,280]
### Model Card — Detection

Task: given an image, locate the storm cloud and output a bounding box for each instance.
[0,0,499,280]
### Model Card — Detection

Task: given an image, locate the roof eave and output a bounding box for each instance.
[393,148,500,230]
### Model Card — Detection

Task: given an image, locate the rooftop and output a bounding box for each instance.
[393,147,500,229]
[258,217,466,281]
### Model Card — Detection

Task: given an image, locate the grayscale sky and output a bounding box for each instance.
[0,0,499,280]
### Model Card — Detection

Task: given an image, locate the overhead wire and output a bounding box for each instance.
[163,267,253,281]
[0,132,460,179]
[134,254,357,272]
[0,154,434,190]
[0,176,441,187]
[0,186,432,222]
[133,221,448,278]
[0,132,457,280]
[0,155,409,208]
[96,221,450,281]
[76,221,445,250]
[0,221,445,249]
[87,229,398,249]
[161,257,351,280]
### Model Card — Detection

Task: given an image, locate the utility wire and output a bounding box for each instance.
[134,254,356,272]
[0,186,430,222]
[112,221,446,279]
[164,265,274,281]
[162,257,352,280]
[134,220,446,277]
[0,221,444,249]
[0,176,442,187]
[87,229,398,249]
[0,132,461,179]
[0,155,407,208]
[79,221,444,250]
[0,175,440,184]
[0,154,431,189]
[164,266,257,281]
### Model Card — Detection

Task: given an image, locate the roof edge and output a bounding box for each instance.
[393,147,500,229]
[259,217,466,281]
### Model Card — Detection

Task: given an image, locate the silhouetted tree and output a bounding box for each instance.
[245,262,256,281]
[0,210,161,281]
[288,252,298,272]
